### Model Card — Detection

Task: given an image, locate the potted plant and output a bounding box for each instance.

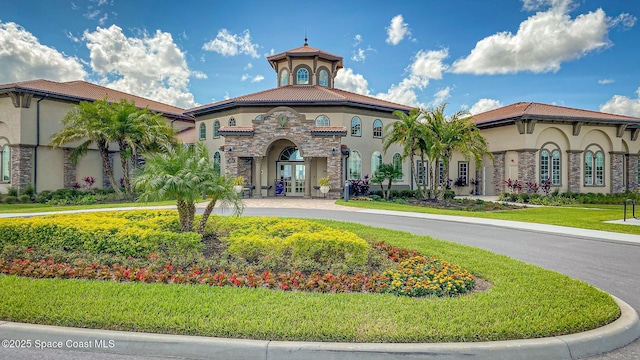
[318,177,331,195]
[233,176,244,194]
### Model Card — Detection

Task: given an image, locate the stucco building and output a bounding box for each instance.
[2,42,640,197]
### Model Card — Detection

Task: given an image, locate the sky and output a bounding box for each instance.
[1,0,639,116]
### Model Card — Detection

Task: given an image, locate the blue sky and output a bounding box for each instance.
[1,0,639,116]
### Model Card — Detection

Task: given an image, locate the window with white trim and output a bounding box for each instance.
[351,117,361,136]
[584,146,604,186]
[349,150,362,179]
[315,115,330,126]
[371,151,382,176]
[228,117,236,126]
[417,160,427,186]
[392,153,402,180]
[280,69,289,86]
[1,144,10,183]
[297,68,309,84]
[458,162,468,186]
[319,70,328,87]
[199,123,206,140]
[213,120,220,138]
[373,119,382,138]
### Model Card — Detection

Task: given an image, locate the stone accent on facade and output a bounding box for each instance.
[627,154,639,191]
[237,157,253,188]
[474,166,482,196]
[10,145,34,190]
[492,151,506,195]
[566,150,582,193]
[517,149,537,183]
[63,148,77,188]
[610,152,625,194]
[222,107,344,192]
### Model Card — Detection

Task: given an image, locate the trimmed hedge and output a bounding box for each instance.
[0,211,200,257]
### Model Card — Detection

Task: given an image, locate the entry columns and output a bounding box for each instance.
[253,156,263,198]
[304,157,313,198]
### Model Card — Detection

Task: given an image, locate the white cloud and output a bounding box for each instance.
[334,67,370,96]
[376,75,428,108]
[451,2,617,74]
[598,78,614,85]
[0,21,87,83]
[351,48,366,62]
[66,31,81,43]
[431,87,452,106]
[202,29,260,58]
[97,12,108,26]
[353,34,362,46]
[469,98,504,115]
[191,71,207,79]
[244,62,253,70]
[386,15,411,45]
[610,13,637,29]
[411,49,449,79]
[600,88,640,117]
[241,74,250,81]
[251,75,264,83]
[83,25,197,108]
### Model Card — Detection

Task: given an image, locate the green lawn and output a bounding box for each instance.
[0,218,619,342]
[0,200,176,214]
[337,200,640,235]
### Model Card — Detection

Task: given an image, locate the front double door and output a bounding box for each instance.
[279,162,305,196]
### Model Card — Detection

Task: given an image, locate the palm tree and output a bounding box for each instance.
[50,99,123,196]
[382,108,429,198]
[107,99,175,198]
[132,142,243,234]
[371,163,403,200]
[421,103,492,199]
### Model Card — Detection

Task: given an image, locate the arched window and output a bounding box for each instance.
[280,69,289,87]
[296,68,309,85]
[279,146,303,161]
[584,147,604,186]
[351,117,361,136]
[1,144,10,183]
[540,144,561,186]
[319,69,329,87]
[371,151,383,176]
[373,119,383,138]
[199,123,206,140]
[349,150,362,179]
[392,153,403,180]
[228,117,236,126]
[315,115,330,127]
[213,151,221,174]
[213,120,220,138]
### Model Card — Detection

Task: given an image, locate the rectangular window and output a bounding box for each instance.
[458,162,468,186]
[584,152,593,186]
[416,160,427,186]
[551,151,561,185]
[595,153,604,185]
[438,161,445,185]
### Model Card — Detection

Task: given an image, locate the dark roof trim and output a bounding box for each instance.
[186,100,409,116]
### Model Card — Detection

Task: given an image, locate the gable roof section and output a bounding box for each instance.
[471,102,640,127]
[186,85,412,116]
[0,79,192,121]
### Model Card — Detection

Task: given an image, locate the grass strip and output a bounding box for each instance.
[0,201,176,214]
[337,200,640,235]
[0,219,619,343]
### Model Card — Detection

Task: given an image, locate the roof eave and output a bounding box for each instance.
[187,100,411,116]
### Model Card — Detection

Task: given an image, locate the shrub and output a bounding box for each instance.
[517,193,529,203]
[443,190,455,200]
[3,196,17,204]
[18,195,31,204]
[6,188,18,197]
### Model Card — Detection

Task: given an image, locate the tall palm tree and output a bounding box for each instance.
[108,99,175,197]
[383,108,429,198]
[421,103,492,198]
[50,99,123,196]
[132,142,243,234]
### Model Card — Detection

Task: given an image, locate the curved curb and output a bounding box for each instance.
[0,296,638,360]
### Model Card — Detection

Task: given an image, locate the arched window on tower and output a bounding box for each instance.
[373,119,383,138]
[315,115,330,126]
[297,68,309,85]
[351,117,361,136]
[319,69,329,87]
[280,69,289,86]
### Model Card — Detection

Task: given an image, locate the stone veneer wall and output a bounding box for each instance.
[610,152,625,193]
[63,148,77,188]
[222,107,344,190]
[567,151,582,193]
[474,166,482,196]
[517,150,536,183]
[492,152,506,195]
[237,158,252,187]
[628,154,639,191]
[10,145,34,190]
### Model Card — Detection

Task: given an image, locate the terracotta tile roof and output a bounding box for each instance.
[187,85,412,115]
[0,79,192,121]
[311,126,347,133]
[471,102,640,125]
[267,43,343,65]
[218,126,254,134]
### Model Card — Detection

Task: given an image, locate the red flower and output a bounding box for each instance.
[25,248,34,253]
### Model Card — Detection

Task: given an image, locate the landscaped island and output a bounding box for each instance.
[0,210,619,342]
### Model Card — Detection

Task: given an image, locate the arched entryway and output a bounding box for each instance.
[277,146,306,196]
